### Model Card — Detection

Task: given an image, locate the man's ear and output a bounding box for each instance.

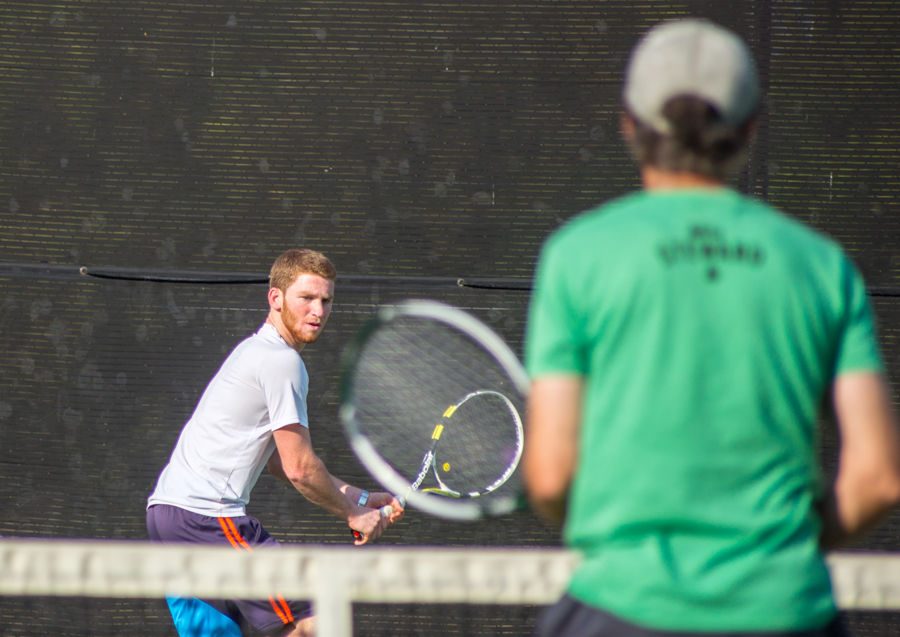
[743,115,759,144]
[620,110,637,143]
[268,286,283,311]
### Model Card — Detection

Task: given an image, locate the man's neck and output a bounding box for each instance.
[641,166,725,191]
[266,315,305,353]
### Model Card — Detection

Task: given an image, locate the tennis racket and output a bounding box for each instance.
[340,300,528,521]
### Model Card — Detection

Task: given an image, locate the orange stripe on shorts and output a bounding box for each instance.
[273,595,295,624]
[217,517,295,626]
[217,517,243,550]
[225,518,252,550]
[268,596,290,624]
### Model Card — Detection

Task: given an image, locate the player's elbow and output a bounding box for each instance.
[524,471,569,504]
[282,459,321,491]
[871,465,900,509]
[854,446,900,511]
[837,458,900,514]
[880,439,900,507]
[523,445,573,504]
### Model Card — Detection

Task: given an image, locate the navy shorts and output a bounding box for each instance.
[534,594,850,637]
[147,504,311,635]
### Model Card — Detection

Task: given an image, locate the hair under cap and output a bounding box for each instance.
[623,19,760,134]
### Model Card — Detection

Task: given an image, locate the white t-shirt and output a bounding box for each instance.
[148,323,309,516]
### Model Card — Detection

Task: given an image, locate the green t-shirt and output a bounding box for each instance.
[525,189,882,632]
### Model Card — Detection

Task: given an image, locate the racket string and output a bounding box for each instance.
[348,312,525,510]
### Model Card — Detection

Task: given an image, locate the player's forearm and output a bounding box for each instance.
[331,476,366,506]
[285,455,357,519]
[524,376,581,527]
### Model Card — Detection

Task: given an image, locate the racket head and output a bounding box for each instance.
[430,389,524,497]
[340,300,528,520]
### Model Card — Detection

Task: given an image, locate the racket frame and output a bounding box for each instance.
[340,300,529,520]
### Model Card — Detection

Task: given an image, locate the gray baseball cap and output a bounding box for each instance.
[623,19,760,134]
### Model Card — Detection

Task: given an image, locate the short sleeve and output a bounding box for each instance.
[833,258,883,376]
[525,232,588,378]
[260,350,310,430]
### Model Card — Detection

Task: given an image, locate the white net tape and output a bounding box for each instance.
[0,540,897,636]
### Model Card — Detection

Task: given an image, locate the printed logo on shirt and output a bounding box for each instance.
[657,225,765,281]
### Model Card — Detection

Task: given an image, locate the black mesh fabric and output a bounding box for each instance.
[0,1,897,635]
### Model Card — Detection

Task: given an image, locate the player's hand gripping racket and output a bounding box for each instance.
[340,300,527,521]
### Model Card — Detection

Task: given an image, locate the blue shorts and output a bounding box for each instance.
[147,504,311,636]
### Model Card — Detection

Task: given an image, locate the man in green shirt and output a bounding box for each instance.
[524,19,900,637]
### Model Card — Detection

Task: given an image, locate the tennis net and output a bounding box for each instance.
[1,540,898,636]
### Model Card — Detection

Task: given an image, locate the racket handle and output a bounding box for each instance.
[351,504,394,541]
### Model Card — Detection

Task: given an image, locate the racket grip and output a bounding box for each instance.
[351,504,396,542]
